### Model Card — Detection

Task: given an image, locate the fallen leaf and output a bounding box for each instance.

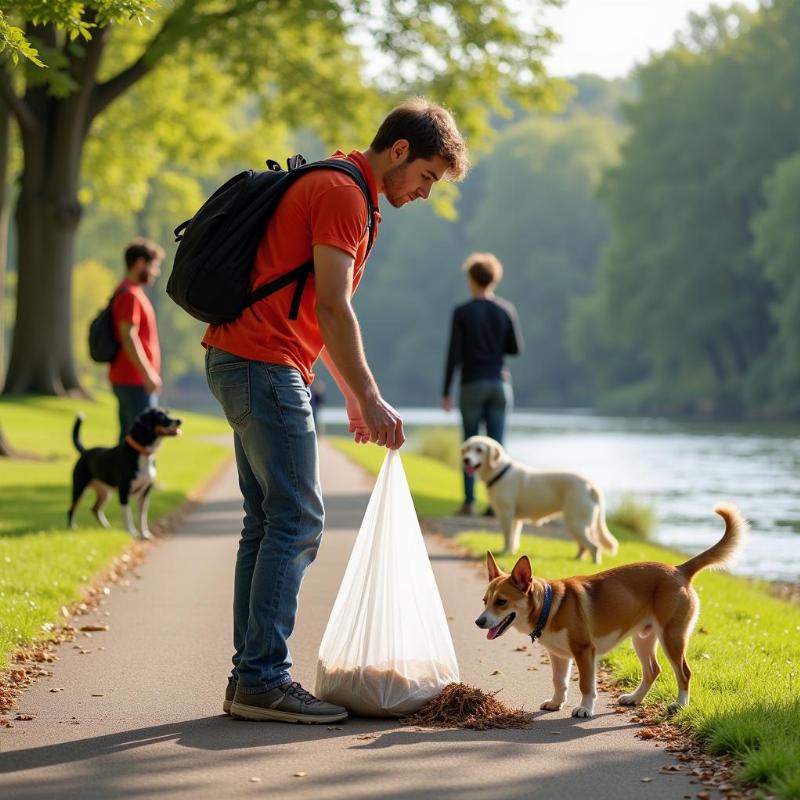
[355,734,376,740]
[49,688,64,693]
[641,777,653,783]
[249,777,261,783]
[293,772,307,778]
[514,646,528,652]
[79,624,109,632]
[91,693,104,697]
[14,714,34,721]
[490,669,502,676]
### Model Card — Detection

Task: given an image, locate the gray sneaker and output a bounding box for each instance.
[223,676,237,714]
[230,681,348,724]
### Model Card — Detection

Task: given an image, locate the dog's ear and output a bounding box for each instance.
[487,551,503,582]
[511,556,532,592]
[488,439,502,469]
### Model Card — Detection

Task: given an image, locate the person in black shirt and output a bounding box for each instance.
[441,252,523,516]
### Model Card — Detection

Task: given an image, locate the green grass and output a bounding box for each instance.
[0,393,230,670]
[333,437,486,516]
[332,436,800,800]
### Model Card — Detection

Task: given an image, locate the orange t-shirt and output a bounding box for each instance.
[109,279,161,387]
[202,151,381,384]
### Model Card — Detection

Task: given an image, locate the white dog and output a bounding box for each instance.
[461,436,619,562]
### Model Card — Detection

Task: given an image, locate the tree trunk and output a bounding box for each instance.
[0,96,9,389]
[3,92,89,396]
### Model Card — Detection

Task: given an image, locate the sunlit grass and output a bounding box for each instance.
[0,393,230,669]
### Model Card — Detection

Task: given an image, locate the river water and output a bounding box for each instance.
[324,408,800,583]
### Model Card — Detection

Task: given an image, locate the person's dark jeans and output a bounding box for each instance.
[112,384,158,443]
[205,345,324,693]
[459,379,512,504]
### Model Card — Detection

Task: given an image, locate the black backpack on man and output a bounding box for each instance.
[166,155,376,324]
[87,285,131,363]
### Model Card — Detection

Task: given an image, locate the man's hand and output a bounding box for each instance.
[360,394,405,450]
[441,395,453,412]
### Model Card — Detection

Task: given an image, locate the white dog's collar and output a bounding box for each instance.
[486,463,512,488]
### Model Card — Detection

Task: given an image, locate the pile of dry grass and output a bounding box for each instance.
[399,683,534,730]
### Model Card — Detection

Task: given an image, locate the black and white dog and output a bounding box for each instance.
[68,407,182,539]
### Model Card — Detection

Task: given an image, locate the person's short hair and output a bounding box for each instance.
[124,237,165,270]
[462,252,503,288]
[371,98,470,181]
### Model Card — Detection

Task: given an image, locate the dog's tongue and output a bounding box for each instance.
[486,624,501,641]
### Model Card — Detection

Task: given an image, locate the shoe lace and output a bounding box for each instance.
[285,681,321,704]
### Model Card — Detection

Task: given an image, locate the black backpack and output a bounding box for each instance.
[88,286,130,363]
[166,155,376,324]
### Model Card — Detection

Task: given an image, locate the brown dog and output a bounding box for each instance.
[475,504,747,718]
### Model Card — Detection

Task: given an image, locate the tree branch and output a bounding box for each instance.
[89,1,199,120]
[0,69,38,133]
[90,0,267,120]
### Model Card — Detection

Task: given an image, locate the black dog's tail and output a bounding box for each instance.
[72,413,86,454]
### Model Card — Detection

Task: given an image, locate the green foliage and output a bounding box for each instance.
[412,425,462,469]
[750,153,800,413]
[0,9,44,65]
[0,392,230,668]
[608,494,653,540]
[571,0,800,417]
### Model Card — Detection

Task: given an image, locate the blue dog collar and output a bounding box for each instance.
[530,583,552,642]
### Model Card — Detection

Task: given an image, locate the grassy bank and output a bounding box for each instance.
[332,437,800,800]
[0,394,230,670]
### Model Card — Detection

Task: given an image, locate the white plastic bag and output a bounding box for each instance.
[315,449,459,717]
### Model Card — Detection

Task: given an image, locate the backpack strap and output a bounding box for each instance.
[245,157,377,320]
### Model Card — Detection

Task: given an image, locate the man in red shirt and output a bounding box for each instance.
[110,238,165,442]
[204,99,469,724]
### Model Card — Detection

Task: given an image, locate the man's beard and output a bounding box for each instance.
[383,161,411,208]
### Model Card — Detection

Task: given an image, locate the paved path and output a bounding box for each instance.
[1,440,706,799]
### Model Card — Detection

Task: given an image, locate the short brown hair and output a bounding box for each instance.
[124,237,165,269]
[462,252,503,288]
[371,98,469,181]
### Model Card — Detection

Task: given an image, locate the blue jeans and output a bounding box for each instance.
[459,380,512,504]
[205,346,324,693]
[112,384,157,444]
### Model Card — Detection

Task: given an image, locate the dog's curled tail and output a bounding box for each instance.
[678,503,748,581]
[72,413,86,454]
[591,486,619,555]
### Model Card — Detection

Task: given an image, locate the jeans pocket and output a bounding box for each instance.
[208,357,251,427]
